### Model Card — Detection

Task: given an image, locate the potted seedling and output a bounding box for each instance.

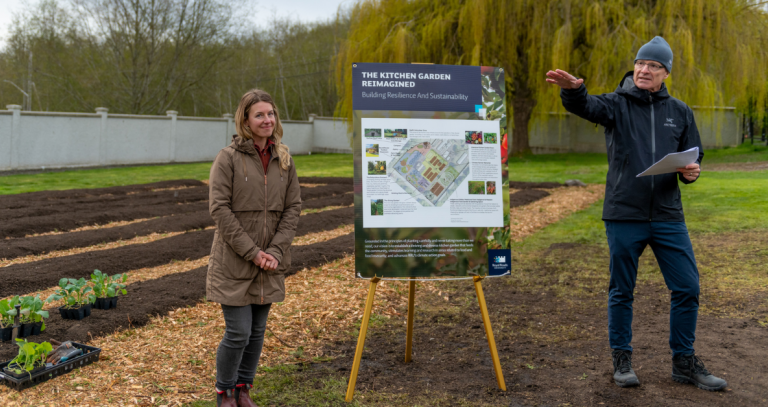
[2,338,53,379]
[47,278,95,320]
[18,295,50,337]
[0,297,20,342]
[90,269,127,310]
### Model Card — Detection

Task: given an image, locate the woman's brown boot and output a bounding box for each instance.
[216,388,237,407]
[235,383,258,407]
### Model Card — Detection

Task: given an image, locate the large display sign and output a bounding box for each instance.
[353,63,510,278]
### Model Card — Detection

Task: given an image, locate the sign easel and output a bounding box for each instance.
[345,276,506,402]
[349,62,511,401]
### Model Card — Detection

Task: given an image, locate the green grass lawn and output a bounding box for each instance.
[508,141,768,184]
[0,153,352,195]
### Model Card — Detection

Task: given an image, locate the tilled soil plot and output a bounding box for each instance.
[0,208,356,295]
[0,206,354,260]
[0,233,354,361]
[0,182,352,238]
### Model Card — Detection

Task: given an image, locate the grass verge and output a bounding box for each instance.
[0,153,352,195]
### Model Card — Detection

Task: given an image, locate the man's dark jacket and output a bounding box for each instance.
[560,71,703,222]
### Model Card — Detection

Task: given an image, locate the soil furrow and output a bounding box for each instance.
[298,177,352,185]
[1,207,354,260]
[0,232,355,361]
[0,201,209,238]
[0,187,209,221]
[1,213,355,295]
[302,192,354,209]
[300,183,352,201]
[0,179,205,210]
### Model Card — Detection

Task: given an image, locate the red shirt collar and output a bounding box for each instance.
[254,138,274,154]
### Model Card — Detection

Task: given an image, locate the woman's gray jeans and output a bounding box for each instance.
[215,303,272,390]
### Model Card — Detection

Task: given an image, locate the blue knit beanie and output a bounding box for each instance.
[635,36,673,73]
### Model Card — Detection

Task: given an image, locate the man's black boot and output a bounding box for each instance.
[672,353,727,391]
[612,349,640,387]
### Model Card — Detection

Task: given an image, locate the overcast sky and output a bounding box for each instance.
[0,0,353,48]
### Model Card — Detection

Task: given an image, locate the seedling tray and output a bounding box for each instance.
[0,342,101,391]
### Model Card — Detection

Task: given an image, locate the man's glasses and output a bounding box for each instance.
[634,61,665,72]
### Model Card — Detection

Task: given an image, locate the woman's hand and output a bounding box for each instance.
[546,69,584,89]
[676,163,701,182]
[254,250,279,271]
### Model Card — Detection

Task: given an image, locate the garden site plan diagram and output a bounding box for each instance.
[361,118,504,229]
[392,139,468,207]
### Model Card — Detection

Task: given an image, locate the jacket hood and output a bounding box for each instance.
[615,71,670,103]
[230,135,276,155]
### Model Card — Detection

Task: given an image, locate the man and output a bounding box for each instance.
[545,36,727,391]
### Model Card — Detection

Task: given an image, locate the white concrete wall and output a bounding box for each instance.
[0,105,742,171]
[312,116,352,153]
[529,107,741,154]
[281,121,313,155]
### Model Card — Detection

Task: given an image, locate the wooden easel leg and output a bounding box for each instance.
[405,278,416,363]
[473,276,507,391]
[345,276,381,402]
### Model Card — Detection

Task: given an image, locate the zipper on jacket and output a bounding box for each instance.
[262,172,267,304]
[649,102,655,221]
[241,153,248,182]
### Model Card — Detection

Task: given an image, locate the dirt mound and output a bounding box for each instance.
[1,201,209,238]
[301,184,352,201]
[0,179,204,210]
[299,177,353,185]
[510,189,551,207]
[0,211,214,260]
[509,181,563,189]
[302,193,353,210]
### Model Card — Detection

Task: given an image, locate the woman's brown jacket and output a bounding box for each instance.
[206,135,302,306]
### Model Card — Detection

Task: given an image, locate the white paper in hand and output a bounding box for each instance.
[636,147,699,177]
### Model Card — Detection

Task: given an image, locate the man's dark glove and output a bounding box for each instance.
[46,339,83,365]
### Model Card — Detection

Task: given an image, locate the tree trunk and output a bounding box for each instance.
[510,74,536,156]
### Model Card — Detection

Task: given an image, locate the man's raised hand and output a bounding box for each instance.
[546,69,584,89]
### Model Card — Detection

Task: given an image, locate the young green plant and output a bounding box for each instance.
[90,269,128,298]
[0,296,21,328]
[46,278,96,308]
[5,338,53,377]
[19,295,50,331]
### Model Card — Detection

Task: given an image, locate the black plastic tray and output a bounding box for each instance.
[0,342,101,391]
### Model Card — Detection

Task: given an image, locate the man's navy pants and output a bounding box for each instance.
[605,221,700,357]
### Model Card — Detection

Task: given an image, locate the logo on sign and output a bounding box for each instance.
[487,249,511,276]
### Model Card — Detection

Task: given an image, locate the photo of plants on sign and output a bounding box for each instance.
[465,131,483,144]
[484,132,497,144]
[371,199,383,216]
[384,128,407,138]
[364,128,381,138]
[368,160,387,175]
[486,181,496,194]
[468,181,485,194]
[365,144,379,157]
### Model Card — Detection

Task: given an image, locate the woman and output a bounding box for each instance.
[207,89,302,407]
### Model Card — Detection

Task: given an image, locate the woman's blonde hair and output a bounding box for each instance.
[234,89,291,171]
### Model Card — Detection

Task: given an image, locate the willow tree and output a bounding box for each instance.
[335,0,768,155]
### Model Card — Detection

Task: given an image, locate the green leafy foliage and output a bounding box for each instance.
[0,296,21,328]
[6,339,53,376]
[91,269,128,298]
[46,278,96,308]
[18,295,50,331]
